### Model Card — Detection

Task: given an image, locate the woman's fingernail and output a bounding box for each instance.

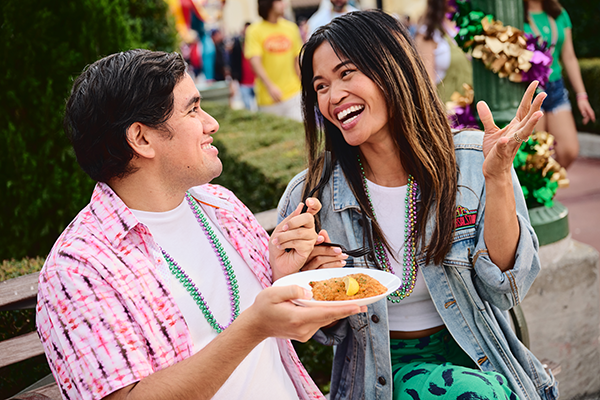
[340,260,346,266]
[282,224,289,232]
[306,198,314,207]
[317,235,324,243]
[272,238,279,245]
[304,288,313,299]
[333,247,342,254]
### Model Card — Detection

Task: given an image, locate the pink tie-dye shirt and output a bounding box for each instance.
[36,182,324,400]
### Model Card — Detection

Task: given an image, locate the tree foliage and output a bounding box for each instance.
[560,0,600,58]
[0,0,177,260]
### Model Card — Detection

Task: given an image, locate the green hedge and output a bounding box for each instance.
[559,0,600,59]
[0,0,177,262]
[569,58,600,134]
[203,103,307,212]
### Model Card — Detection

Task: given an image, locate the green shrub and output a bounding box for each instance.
[202,103,307,212]
[0,0,177,262]
[567,58,600,135]
[559,0,600,59]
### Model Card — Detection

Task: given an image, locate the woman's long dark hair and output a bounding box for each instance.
[523,0,563,21]
[300,10,457,265]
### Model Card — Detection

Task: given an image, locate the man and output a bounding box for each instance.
[245,0,303,121]
[36,49,359,400]
[307,0,359,37]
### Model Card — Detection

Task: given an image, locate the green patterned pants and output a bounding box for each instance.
[391,328,519,400]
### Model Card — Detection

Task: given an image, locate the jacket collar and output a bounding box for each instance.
[331,162,361,212]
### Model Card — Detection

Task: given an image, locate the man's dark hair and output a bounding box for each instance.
[64,49,187,182]
[258,0,276,20]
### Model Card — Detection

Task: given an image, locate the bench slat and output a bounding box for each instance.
[0,331,45,368]
[0,272,40,310]
[10,374,61,400]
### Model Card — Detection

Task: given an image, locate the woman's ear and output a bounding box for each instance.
[126,122,156,159]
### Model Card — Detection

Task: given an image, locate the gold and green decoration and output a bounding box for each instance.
[451,0,552,86]
[513,131,569,208]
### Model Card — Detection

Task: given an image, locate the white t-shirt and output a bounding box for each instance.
[132,197,297,400]
[366,179,444,332]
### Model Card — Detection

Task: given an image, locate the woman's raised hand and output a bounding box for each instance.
[477,81,547,180]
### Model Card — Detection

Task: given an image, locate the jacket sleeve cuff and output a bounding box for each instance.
[312,319,350,346]
[473,214,541,310]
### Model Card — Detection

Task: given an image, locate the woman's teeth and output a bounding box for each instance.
[343,115,359,125]
[337,105,364,121]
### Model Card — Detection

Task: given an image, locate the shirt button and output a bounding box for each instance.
[371,314,380,323]
[378,376,386,385]
[367,254,374,261]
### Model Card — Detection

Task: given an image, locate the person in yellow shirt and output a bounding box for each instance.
[245,0,303,121]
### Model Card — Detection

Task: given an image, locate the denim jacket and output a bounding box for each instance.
[278,131,558,400]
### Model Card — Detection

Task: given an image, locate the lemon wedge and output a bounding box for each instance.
[343,276,360,296]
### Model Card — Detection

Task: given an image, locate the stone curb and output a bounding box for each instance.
[579,132,600,159]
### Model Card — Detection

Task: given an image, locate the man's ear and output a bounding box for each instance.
[126,122,156,160]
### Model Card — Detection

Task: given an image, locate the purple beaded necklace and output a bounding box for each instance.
[160,193,240,333]
[358,156,419,302]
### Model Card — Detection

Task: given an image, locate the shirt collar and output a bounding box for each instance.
[89,182,140,247]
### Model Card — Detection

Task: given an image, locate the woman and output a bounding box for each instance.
[523,0,595,168]
[414,0,473,103]
[277,10,558,400]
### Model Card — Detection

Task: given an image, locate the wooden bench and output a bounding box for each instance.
[0,272,61,399]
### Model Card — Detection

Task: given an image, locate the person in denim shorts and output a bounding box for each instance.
[524,0,596,168]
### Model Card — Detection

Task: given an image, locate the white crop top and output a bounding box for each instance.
[366,179,444,331]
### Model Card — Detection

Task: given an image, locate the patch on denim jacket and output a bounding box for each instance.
[455,205,477,231]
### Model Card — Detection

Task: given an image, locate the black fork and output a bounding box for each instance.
[315,241,371,258]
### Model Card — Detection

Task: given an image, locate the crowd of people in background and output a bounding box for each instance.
[177,0,593,169]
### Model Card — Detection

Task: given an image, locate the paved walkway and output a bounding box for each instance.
[554,156,600,253]
[553,135,600,400]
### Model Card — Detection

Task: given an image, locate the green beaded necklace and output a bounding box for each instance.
[358,156,419,303]
[160,193,240,333]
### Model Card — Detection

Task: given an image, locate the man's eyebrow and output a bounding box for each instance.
[184,95,201,110]
[311,60,354,86]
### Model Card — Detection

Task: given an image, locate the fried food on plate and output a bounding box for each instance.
[309,273,387,301]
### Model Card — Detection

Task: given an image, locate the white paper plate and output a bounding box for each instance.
[272,268,401,307]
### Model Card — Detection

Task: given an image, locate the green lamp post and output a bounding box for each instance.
[470,0,569,246]
[471,0,524,127]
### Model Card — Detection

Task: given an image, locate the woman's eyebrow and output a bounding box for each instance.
[311,60,354,86]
